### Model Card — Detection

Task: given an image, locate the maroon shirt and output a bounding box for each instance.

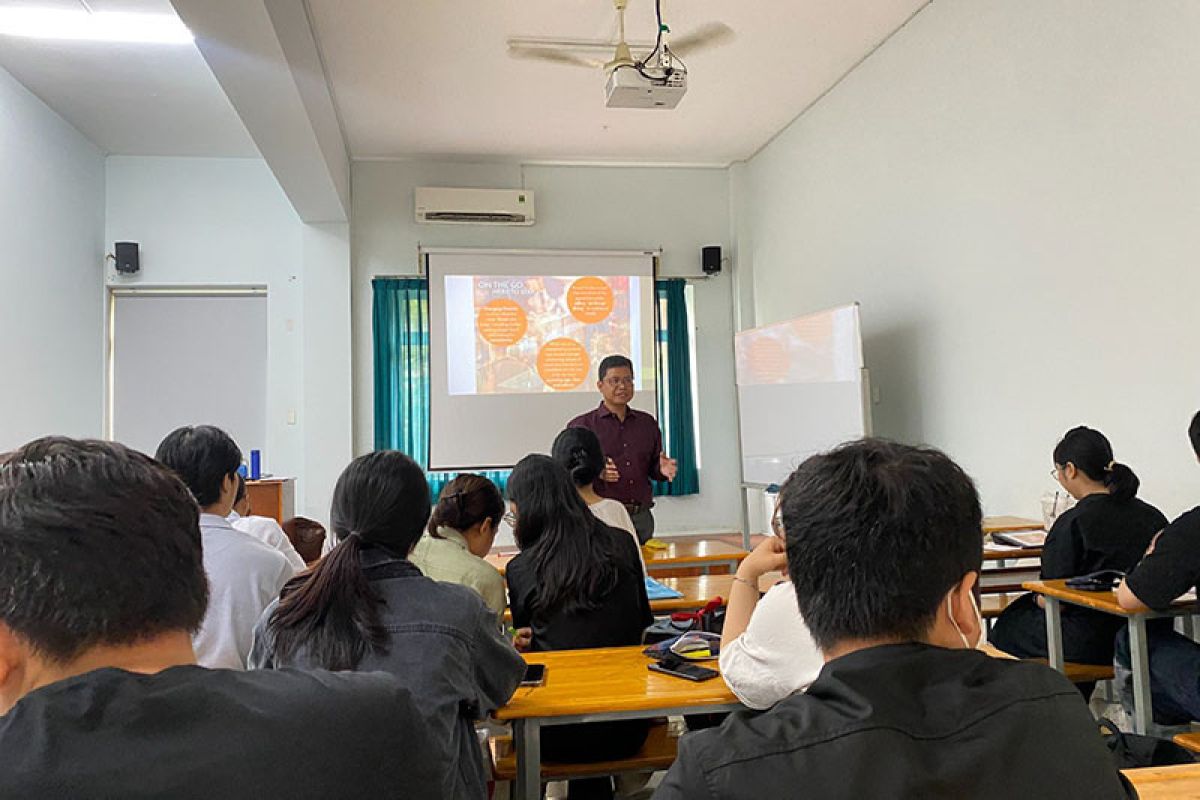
[568,402,666,507]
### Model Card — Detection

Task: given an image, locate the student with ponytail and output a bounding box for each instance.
[249,451,524,800]
[551,427,647,575]
[505,454,652,800]
[410,474,507,617]
[991,426,1167,667]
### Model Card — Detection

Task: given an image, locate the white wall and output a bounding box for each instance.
[0,66,105,449]
[736,0,1200,518]
[105,157,351,520]
[352,160,741,534]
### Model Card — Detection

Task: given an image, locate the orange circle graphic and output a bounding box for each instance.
[566,277,615,325]
[477,299,528,346]
[537,338,591,391]
[747,335,790,384]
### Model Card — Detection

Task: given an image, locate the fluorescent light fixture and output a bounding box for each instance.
[0,8,193,44]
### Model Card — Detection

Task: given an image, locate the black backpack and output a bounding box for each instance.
[1099,718,1196,769]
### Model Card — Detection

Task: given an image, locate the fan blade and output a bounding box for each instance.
[508,46,604,69]
[669,21,735,57]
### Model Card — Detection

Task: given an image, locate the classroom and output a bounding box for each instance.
[2,1,1200,798]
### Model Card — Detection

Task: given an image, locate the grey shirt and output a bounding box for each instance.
[249,547,524,799]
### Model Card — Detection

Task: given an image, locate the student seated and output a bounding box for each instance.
[281,515,326,564]
[228,474,307,573]
[409,473,508,618]
[991,426,1166,665]
[505,454,653,800]
[656,438,1132,799]
[718,488,823,710]
[1116,410,1200,723]
[155,425,296,669]
[0,437,446,797]
[249,451,524,799]
[551,426,647,575]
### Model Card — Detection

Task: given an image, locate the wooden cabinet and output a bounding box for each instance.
[245,478,295,524]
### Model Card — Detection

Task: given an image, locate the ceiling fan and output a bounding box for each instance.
[507,0,734,78]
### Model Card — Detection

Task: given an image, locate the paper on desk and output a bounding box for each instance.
[1174,588,1198,603]
[645,576,683,600]
[984,543,1026,553]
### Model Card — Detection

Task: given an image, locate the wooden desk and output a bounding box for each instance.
[1023,579,1200,734]
[488,539,749,577]
[983,546,1042,562]
[982,515,1044,534]
[653,572,785,612]
[1124,764,1200,798]
[245,477,294,524]
[494,645,741,800]
[980,568,1041,594]
[501,572,785,624]
[643,540,748,575]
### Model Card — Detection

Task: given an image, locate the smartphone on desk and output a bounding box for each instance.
[648,659,719,682]
[521,663,546,687]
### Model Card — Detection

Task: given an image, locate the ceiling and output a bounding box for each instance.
[308,0,928,164]
[0,0,257,156]
[0,0,929,164]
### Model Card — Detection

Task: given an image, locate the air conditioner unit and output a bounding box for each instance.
[415,187,536,226]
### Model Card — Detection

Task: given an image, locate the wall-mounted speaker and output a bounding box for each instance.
[114,242,140,275]
[702,245,722,275]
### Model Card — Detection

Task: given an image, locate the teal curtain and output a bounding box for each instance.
[654,279,700,496]
[372,277,509,499]
[372,275,699,499]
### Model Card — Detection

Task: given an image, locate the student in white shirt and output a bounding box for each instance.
[228,474,307,573]
[156,425,296,669]
[718,498,823,710]
[552,426,647,575]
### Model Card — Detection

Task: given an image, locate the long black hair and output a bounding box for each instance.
[1053,426,1139,502]
[551,427,605,488]
[267,450,431,670]
[507,454,617,616]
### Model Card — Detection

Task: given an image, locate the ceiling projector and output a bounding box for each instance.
[605,66,687,109]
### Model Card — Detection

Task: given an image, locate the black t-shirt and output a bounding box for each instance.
[1126,506,1200,610]
[506,519,652,652]
[0,665,448,799]
[656,643,1133,799]
[1040,493,1168,580]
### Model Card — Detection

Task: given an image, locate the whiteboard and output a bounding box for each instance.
[735,303,869,486]
[112,292,267,459]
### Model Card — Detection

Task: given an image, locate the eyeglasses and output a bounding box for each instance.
[603,377,634,387]
[503,511,517,527]
[771,508,785,538]
[1049,466,1060,479]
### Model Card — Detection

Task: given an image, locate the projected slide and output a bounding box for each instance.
[735,304,861,386]
[445,275,644,395]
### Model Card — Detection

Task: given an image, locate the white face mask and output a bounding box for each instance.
[946,588,982,649]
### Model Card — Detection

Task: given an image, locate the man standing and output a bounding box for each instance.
[569,354,676,543]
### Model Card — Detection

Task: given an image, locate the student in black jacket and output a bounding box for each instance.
[505,454,652,800]
[1116,410,1200,723]
[991,426,1167,665]
[655,438,1132,800]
